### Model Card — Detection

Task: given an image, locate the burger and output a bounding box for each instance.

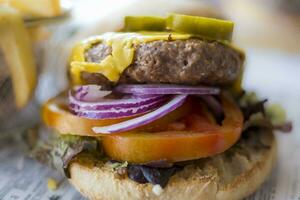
[37,14,291,200]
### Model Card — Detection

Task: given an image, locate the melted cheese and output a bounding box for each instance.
[70,32,245,85]
[70,32,191,84]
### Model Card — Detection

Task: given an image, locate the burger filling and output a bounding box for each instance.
[83,38,244,86]
[34,14,291,188]
[32,93,290,187]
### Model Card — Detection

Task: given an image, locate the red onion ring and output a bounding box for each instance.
[199,95,224,123]
[92,95,187,134]
[69,91,167,111]
[69,84,221,130]
[115,84,220,95]
[74,98,168,119]
[74,85,111,102]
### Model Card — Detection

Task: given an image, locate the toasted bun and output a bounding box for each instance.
[69,129,276,200]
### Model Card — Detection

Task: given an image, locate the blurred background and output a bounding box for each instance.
[0,0,299,199]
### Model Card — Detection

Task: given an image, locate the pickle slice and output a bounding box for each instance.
[124,16,166,31]
[167,14,234,41]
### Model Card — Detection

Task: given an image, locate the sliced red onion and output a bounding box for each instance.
[74,98,168,119]
[133,94,164,98]
[74,85,111,102]
[199,95,224,123]
[115,84,220,95]
[92,95,187,134]
[69,91,167,111]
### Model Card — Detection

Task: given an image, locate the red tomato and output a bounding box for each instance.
[42,94,192,136]
[101,93,243,163]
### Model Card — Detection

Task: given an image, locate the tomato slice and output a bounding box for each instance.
[101,93,243,163]
[43,93,243,164]
[42,94,192,136]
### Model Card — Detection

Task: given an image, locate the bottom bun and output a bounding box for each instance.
[69,129,276,200]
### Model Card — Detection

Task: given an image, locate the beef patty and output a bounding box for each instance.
[83,39,244,86]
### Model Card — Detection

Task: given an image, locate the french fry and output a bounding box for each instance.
[1,0,61,17]
[27,26,50,42]
[0,6,36,108]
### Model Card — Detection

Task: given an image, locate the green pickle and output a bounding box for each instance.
[167,14,234,41]
[124,16,166,31]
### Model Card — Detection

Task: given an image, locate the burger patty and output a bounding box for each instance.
[84,39,244,86]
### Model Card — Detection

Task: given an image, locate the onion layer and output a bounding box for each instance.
[115,84,220,95]
[74,98,168,119]
[92,95,187,134]
[69,84,221,131]
[69,92,166,111]
[74,85,111,101]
